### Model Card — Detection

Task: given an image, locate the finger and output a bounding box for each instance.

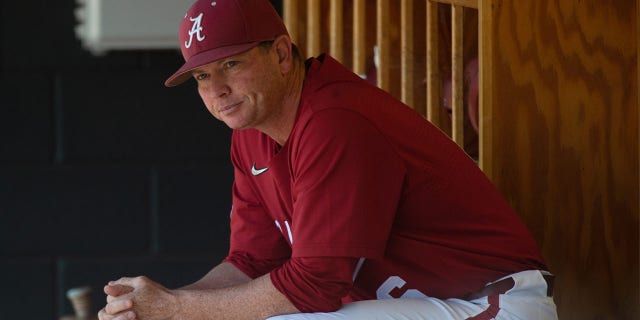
[105,284,134,297]
[98,308,113,320]
[105,299,133,315]
[111,276,145,286]
[106,293,126,304]
[112,311,136,320]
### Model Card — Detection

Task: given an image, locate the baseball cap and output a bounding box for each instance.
[164,0,289,87]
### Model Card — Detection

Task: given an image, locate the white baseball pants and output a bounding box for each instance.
[267,270,558,320]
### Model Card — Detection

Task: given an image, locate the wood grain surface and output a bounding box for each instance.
[481,0,639,318]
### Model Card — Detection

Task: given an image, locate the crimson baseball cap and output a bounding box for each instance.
[164,0,289,87]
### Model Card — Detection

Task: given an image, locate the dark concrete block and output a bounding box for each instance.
[57,255,220,317]
[155,164,234,253]
[0,166,149,255]
[0,74,52,162]
[59,70,231,163]
[270,0,283,15]
[0,0,139,71]
[0,259,54,320]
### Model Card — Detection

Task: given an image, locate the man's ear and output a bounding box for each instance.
[273,35,293,73]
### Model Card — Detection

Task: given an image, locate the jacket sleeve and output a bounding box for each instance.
[270,256,359,312]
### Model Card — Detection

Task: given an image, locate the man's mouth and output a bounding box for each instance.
[218,102,241,114]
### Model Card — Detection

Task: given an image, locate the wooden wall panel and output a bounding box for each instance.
[482,0,639,318]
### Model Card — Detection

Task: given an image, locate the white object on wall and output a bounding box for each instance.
[74,0,195,55]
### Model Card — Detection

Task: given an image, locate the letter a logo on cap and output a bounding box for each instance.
[184,13,206,49]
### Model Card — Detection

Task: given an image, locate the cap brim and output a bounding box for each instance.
[164,41,261,87]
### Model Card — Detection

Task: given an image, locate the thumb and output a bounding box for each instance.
[104,283,134,297]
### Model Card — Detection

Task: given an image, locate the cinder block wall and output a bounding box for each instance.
[0,1,281,319]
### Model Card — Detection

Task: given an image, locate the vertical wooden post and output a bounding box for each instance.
[401,0,415,108]
[451,5,464,147]
[478,0,492,175]
[283,0,299,44]
[353,0,367,76]
[330,0,344,62]
[376,0,390,91]
[307,0,321,57]
[426,1,442,126]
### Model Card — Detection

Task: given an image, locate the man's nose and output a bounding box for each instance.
[202,76,230,99]
[209,82,230,98]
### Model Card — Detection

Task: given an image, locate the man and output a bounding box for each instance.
[99,0,558,319]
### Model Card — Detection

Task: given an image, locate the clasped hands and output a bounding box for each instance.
[98,276,180,320]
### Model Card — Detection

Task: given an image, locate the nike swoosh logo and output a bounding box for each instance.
[251,163,269,176]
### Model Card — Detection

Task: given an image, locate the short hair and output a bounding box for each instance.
[257,41,302,61]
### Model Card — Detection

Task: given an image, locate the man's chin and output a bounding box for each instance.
[224,121,251,131]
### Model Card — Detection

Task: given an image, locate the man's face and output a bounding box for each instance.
[191,45,287,131]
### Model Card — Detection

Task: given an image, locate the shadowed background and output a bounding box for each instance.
[0,1,280,318]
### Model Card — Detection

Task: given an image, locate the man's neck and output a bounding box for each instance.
[261,58,306,146]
